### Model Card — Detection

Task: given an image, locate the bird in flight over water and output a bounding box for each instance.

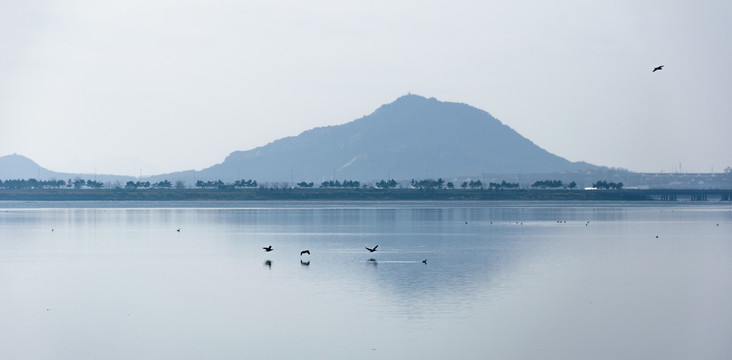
[653,65,664,72]
[300,250,310,256]
[366,245,378,252]
[263,245,273,252]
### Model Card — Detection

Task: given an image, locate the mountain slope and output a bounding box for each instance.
[0,154,57,179]
[198,95,594,182]
[0,153,134,183]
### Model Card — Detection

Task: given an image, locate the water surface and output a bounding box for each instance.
[1,201,730,359]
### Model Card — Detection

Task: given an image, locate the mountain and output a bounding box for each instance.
[0,154,58,180]
[0,153,134,184]
[193,95,595,182]
[0,96,596,184]
[4,95,729,189]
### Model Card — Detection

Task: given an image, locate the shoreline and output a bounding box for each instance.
[1,188,730,202]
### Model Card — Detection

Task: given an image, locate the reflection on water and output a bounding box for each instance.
[0,201,731,359]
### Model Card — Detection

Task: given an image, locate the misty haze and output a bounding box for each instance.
[2,1,732,359]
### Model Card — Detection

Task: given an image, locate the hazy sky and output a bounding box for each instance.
[1,0,730,175]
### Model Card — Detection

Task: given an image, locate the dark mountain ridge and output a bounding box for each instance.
[198,95,593,182]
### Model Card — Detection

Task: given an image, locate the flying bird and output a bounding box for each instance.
[652,65,664,72]
[422,259,427,264]
[300,250,310,256]
[263,245,273,252]
[366,245,378,252]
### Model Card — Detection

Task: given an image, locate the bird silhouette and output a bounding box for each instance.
[422,259,427,264]
[176,228,180,232]
[300,260,310,266]
[366,245,378,252]
[653,65,664,72]
[263,245,273,252]
[300,250,310,256]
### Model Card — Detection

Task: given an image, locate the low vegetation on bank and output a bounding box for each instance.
[1,177,730,201]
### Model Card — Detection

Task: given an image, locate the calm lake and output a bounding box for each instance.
[1,201,730,359]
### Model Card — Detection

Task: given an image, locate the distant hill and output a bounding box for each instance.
[0,153,133,184]
[194,95,597,182]
[0,154,59,180]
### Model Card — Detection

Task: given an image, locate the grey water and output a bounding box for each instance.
[0,201,730,359]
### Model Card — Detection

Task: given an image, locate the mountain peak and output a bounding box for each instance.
[393,93,435,103]
[0,153,40,167]
[0,153,46,179]
[377,93,440,111]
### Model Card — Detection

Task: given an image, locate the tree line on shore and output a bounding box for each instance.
[0,177,627,190]
[531,180,578,189]
[0,178,104,189]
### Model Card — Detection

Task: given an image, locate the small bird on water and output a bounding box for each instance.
[263,245,273,252]
[366,245,378,252]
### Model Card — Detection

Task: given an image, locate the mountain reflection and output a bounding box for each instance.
[4,202,728,359]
